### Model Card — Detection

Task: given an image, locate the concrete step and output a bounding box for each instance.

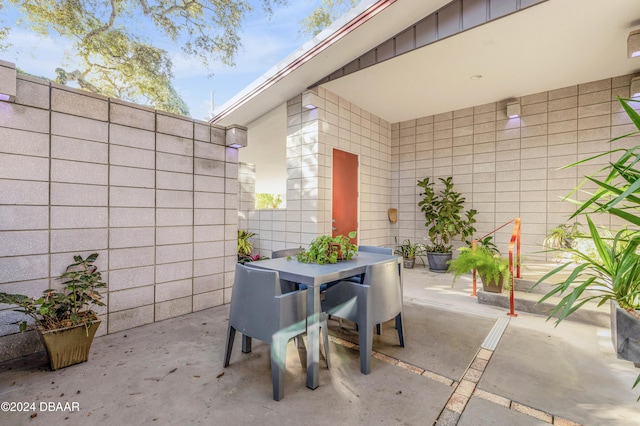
[477,287,610,328]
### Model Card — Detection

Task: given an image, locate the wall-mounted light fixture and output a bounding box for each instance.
[631,76,640,98]
[301,91,321,110]
[628,30,640,58]
[506,101,521,119]
[225,125,248,149]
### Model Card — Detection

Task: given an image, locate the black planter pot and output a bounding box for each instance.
[610,300,640,366]
[426,252,452,273]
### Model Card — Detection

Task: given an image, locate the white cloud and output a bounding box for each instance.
[1,29,75,78]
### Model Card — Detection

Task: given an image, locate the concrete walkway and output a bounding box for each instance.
[1,266,639,425]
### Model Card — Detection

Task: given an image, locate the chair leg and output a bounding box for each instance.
[270,336,287,401]
[224,326,236,367]
[242,335,252,353]
[395,313,405,347]
[359,323,374,375]
[376,323,381,335]
[321,313,331,369]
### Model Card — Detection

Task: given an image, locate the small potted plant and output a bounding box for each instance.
[0,253,106,370]
[543,222,583,249]
[448,245,511,293]
[237,229,257,264]
[297,231,358,264]
[394,239,426,269]
[417,176,477,272]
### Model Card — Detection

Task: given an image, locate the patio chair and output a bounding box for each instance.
[321,258,405,375]
[271,248,302,259]
[358,245,393,255]
[224,263,330,401]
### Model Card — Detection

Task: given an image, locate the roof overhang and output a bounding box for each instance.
[212,0,640,127]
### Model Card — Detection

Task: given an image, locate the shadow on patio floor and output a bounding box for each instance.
[1,266,638,425]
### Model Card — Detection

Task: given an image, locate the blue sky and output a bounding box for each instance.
[0,1,322,121]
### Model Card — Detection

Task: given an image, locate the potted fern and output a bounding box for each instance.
[0,253,105,370]
[448,245,510,293]
[417,176,477,272]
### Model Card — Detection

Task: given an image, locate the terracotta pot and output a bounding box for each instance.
[38,319,101,370]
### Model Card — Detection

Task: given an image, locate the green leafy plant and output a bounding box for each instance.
[237,229,256,264]
[394,239,427,266]
[448,245,511,288]
[0,253,106,332]
[533,97,640,399]
[543,223,583,249]
[255,193,284,209]
[536,217,640,320]
[417,176,477,253]
[297,231,358,264]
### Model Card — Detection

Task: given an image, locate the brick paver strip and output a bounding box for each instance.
[372,351,398,365]
[445,393,469,413]
[396,360,424,374]
[473,389,511,407]
[512,402,553,423]
[422,370,454,386]
[553,417,582,426]
[462,367,482,383]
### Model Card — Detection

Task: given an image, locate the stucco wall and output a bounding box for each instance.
[0,61,240,362]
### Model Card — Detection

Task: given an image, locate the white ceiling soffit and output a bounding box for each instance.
[211,0,451,127]
[324,0,640,123]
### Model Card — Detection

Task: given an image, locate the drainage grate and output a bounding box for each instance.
[481,316,510,351]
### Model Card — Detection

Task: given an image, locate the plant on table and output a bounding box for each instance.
[532,97,640,399]
[297,231,358,264]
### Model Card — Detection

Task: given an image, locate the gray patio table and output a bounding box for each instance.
[250,251,401,390]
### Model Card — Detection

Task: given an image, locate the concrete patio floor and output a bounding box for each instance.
[1,266,639,425]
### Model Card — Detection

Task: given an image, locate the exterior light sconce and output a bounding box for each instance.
[628,30,640,58]
[506,101,520,119]
[301,91,321,110]
[630,76,640,99]
[225,125,248,149]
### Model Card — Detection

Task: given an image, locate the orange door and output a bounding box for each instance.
[332,149,358,243]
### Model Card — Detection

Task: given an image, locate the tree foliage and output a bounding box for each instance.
[300,0,358,37]
[0,0,286,115]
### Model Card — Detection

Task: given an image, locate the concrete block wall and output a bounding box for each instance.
[0,66,239,362]
[392,74,640,260]
[239,87,393,257]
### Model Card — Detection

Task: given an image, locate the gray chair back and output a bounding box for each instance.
[358,245,393,255]
[271,248,302,259]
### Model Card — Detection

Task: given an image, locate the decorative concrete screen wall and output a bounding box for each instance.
[0,60,241,362]
[238,88,394,257]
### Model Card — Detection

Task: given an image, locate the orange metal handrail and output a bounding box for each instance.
[471,218,521,317]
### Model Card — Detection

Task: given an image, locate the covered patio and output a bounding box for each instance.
[2,268,638,425]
